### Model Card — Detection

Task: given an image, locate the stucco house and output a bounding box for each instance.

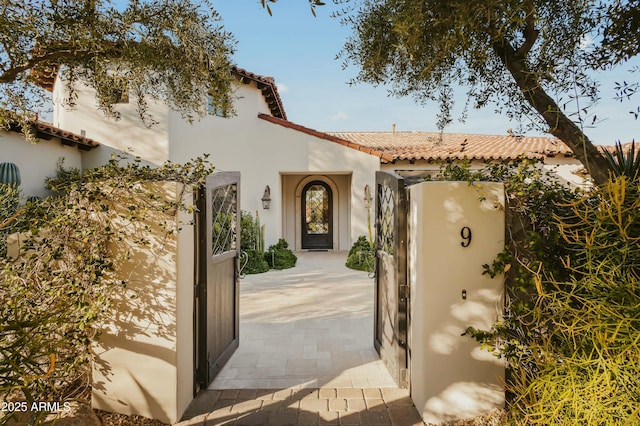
[48,66,587,252]
[1,119,99,197]
[3,66,620,424]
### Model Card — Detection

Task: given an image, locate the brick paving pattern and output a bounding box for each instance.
[177,388,424,426]
[210,252,396,390]
[182,254,425,425]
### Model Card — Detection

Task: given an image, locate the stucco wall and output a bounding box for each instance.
[385,157,588,188]
[79,143,157,171]
[53,78,380,249]
[53,80,170,165]
[408,181,505,424]
[382,160,479,180]
[167,81,379,249]
[542,156,587,188]
[0,130,83,197]
[92,182,194,425]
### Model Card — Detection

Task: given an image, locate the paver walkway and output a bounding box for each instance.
[178,252,424,425]
[177,387,423,425]
[210,251,395,389]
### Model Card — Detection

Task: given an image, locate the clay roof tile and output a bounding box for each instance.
[326,131,574,163]
[231,66,286,120]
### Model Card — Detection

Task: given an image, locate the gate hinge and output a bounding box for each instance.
[400,284,410,301]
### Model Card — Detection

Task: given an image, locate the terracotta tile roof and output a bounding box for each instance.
[8,118,99,150]
[599,141,640,154]
[258,114,394,162]
[34,121,99,150]
[327,131,574,163]
[232,67,286,120]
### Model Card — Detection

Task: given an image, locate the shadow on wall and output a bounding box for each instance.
[57,83,170,166]
[427,288,501,356]
[92,182,187,424]
[421,381,504,423]
[408,181,506,424]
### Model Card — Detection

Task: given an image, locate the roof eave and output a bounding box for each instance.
[257,113,392,162]
[232,67,287,120]
[7,119,100,150]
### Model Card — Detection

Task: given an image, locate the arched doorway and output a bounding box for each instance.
[301,180,333,249]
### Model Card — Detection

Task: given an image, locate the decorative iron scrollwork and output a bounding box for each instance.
[211,184,238,256]
[238,250,249,279]
[377,184,396,254]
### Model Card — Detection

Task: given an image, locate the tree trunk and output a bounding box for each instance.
[492,41,611,186]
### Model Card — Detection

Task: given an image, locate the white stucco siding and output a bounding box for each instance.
[542,156,587,188]
[167,86,380,249]
[53,80,170,165]
[52,77,381,249]
[92,182,194,425]
[1,131,83,197]
[408,182,505,423]
[385,157,587,188]
[234,80,273,117]
[382,160,488,182]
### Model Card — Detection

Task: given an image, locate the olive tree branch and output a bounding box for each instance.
[0,49,93,84]
[514,0,539,59]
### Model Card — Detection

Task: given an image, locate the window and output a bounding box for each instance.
[207,94,226,117]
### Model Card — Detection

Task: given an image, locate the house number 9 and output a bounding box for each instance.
[460,226,472,247]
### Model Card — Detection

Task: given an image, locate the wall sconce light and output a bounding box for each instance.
[261,185,271,209]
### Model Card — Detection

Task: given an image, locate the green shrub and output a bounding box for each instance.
[346,236,375,272]
[240,210,264,252]
[1,195,111,414]
[461,162,640,424]
[0,183,20,258]
[242,248,269,274]
[239,211,268,274]
[602,140,640,179]
[265,239,296,270]
[0,155,213,418]
[501,176,640,425]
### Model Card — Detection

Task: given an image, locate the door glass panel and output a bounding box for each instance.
[211,184,237,255]
[305,184,329,235]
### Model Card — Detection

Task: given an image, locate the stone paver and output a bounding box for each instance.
[209,252,396,390]
[178,387,424,426]
[177,253,424,425]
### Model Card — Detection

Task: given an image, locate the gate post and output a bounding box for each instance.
[92,182,195,425]
[408,181,505,423]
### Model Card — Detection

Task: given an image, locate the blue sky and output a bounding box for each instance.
[212,1,638,145]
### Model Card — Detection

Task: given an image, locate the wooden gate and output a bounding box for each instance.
[374,171,409,389]
[195,172,240,392]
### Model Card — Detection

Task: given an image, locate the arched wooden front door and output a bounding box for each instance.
[301,180,333,249]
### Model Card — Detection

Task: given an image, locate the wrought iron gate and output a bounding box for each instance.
[195,172,240,392]
[374,171,409,389]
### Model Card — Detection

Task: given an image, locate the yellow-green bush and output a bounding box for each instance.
[506,176,640,425]
[473,176,640,425]
[442,160,639,424]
